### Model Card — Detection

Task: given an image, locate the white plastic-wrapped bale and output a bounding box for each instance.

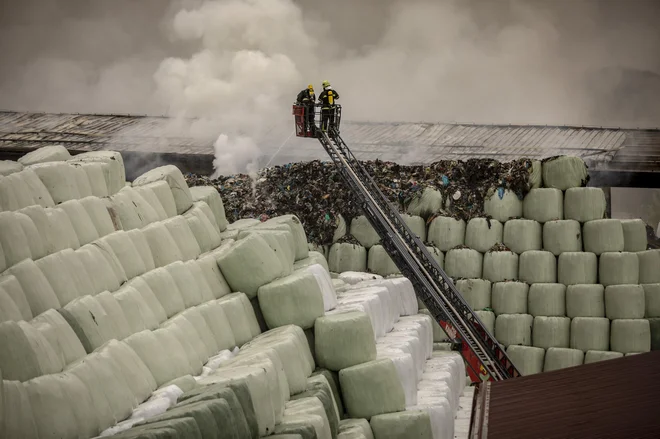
[425,246,444,270]
[506,345,545,375]
[35,249,93,307]
[0,320,62,381]
[370,411,433,439]
[331,214,347,243]
[542,156,589,190]
[328,243,368,273]
[98,231,147,280]
[583,219,624,255]
[258,270,325,330]
[70,164,93,198]
[189,185,229,231]
[532,316,570,349]
[558,252,597,285]
[14,212,46,260]
[543,347,584,372]
[483,189,523,224]
[599,252,639,286]
[126,229,156,273]
[465,218,503,253]
[315,311,376,371]
[339,358,406,420]
[107,189,142,230]
[114,286,160,334]
[570,317,609,352]
[522,188,563,223]
[46,207,81,250]
[216,234,284,298]
[124,329,193,387]
[610,319,651,354]
[58,199,100,245]
[227,218,261,231]
[132,185,168,221]
[444,248,482,279]
[141,221,183,268]
[185,206,223,254]
[265,215,309,261]
[29,161,81,203]
[2,377,41,438]
[528,283,566,317]
[0,274,32,321]
[482,250,518,282]
[367,245,400,277]
[563,187,606,223]
[0,159,23,176]
[99,339,158,406]
[566,284,605,318]
[0,284,24,323]
[643,284,660,318]
[604,284,645,319]
[0,173,36,211]
[68,151,125,195]
[297,263,337,312]
[492,281,528,315]
[519,251,556,284]
[160,315,210,369]
[542,220,582,256]
[143,180,177,218]
[7,259,61,317]
[338,418,374,439]
[350,215,381,249]
[528,159,543,189]
[406,187,443,219]
[584,350,624,364]
[0,212,33,268]
[135,268,185,318]
[475,310,495,336]
[427,216,465,252]
[637,250,660,284]
[502,219,542,255]
[17,169,55,208]
[215,293,257,346]
[621,219,648,252]
[78,196,116,237]
[456,279,491,311]
[70,162,109,198]
[401,214,426,241]
[196,252,232,299]
[132,165,192,215]
[60,295,123,353]
[495,314,533,347]
[165,261,204,308]
[122,187,161,226]
[163,216,201,261]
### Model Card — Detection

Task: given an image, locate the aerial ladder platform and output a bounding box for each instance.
[293,103,521,382]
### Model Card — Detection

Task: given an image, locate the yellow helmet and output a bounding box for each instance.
[322,80,330,88]
[308,84,314,91]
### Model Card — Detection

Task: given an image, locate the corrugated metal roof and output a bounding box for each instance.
[469,351,660,439]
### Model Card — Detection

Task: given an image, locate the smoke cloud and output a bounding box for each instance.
[1,0,660,175]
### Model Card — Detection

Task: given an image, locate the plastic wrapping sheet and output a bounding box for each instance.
[604,285,645,319]
[610,319,651,354]
[338,271,383,285]
[532,316,570,349]
[389,277,418,316]
[377,349,418,407]
[333,292,384,338]
[523,188,563,223]
[284,397,332,439]
[315,311,376,372]
[301,263,338,311]
[344,285,399,333]
[427,216,466,252]
[396,314,434,360]
[543,347,585,372]
[406,400,453,439]
[583,219,625,255]
[506,345,545,375]
[465,218,503,253]
[377,333,425,382]
[370,410,435,439]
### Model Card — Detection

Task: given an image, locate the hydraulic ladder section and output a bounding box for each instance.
[317,128,521,382]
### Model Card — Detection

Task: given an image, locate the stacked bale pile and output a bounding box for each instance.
[0,146,463,439]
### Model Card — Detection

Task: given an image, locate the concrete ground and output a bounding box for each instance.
[455,386,475,439]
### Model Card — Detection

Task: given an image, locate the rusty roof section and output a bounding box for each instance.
[469,351,660,439]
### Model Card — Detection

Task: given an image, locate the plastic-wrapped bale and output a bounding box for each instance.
[570,317,609,352]
[558,252,597,285]
[28,162,80,204]
[599,252,639,286]
[141,221,183,268]
[294,251,330,274]
[290,375,341,437]
[522,188,563,223]
[0,212,33,268]
[369,410,433,439]
[495,314,533,347]
[528,283,566,317]
[332,214,347,243]
[59,295,126,353]
[638,250,660,284]
[502,219,542,255]
[610,319,651,353]
[0,274,33,321]
[564,187,606,223]
[0,159,23,176]
[425,246,444,270]
[339,419,374,439]
[456,279,491,311]
[35,249,94,307]
[17,168,56,208]
[519,251,556,284]
[68,151,125,195]
[338,271,383,285]
[542,156,589,190]
[98,231,148,280]
[281,397,333,439]
[215,293,259,347]
[401,214,427,241]
[532,316,570,349]
[542,220,582,256]
[475,310,495,335]
[427,216,465,252]
[162,216,201,261]
[238,230,295,277]
[644,284,660,318]
[584,350,624,364]
[215,234,284,298]
[464,218,502,253]
[583,219,624,255]
[78,196,116,237]
[506,345,545,375]
[339,358,406,419]
[368,245,400,277]
[189,185,228,231]
[605,284,645,319]
[350,216,381,249]
[0,284,24,323]
[566,284,605,318]
[70,162,109,198]
[418,309,450,342]
[328,243,368,273]
[6,258,61,317]
[492,281,528,315]
[484,188,523,223]
[621,219,648,252]
[132,165,192,215]
[14,212,45,260]
[315,311,376,371]
[265,215,309,261]
[0,320,63,381]
[258,270,325,330]
[444,248,482,279]
[650,318,660,351]
[406,188,443,220]
[0,173,34,211]
[543,347,584,372]
[132,185,168,222]
[482,250,518,282]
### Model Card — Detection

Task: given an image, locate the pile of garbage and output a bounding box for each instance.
[186,158,537,245]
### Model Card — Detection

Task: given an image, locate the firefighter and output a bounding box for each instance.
[296,84,316,135]
[318,80,340,132]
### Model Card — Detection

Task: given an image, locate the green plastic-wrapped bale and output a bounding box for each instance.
[532,316,570,349]
[522,188,563,223]
[484,189,523,223]
[291,375,341,439]
[419,308,450,342]
[543,220,582,256]
[456,278,491,310]
[367,245,400,277]
[558,252,597,285]
[495,314,533,347]
[621,219,648,252]
[643,284,660,318]
[605,285,645,320]
[519,251,556,284]
[599,252,639,286]
[542,156,589,190]
[570,317,609,352]
[637,250,660,284]
[328,243,367,273]
[492,281,528,315]
[370,410,433,439]
[175,387,252,439]
[465,218,503,253]
[543,347,584,372]
[112,418,203,439]
[350,216,381,249]
[563,187,606,223]
[610,319,651,354]
[283,397,332,439]
[483,250,518,282]
[339,418,374,439]
[444,248,483,279]
[406,188,443,220]
[475,310,495,335]
[427,216,465,252]
[584,350,624,364]
[339,359,406,419]
[566,284,605,318]
[315,311,376,371]
[265,215,309,261]
[528,283,566,317]
[503,219,542,254]
[529,160,543,189]
[583,219,624,255]
[135,400,229,439]
[312,369,344,419]
[401,214,427,241]
[425,246,444,269]
[272,416,317,439]
[506,345,545,375]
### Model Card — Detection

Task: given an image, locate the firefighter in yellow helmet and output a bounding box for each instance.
[318,80,340,132]
[296,84,316,135]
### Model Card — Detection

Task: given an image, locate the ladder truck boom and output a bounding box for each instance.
[292,103,521,382]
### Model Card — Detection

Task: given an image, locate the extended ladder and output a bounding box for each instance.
[317,128,521,382]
